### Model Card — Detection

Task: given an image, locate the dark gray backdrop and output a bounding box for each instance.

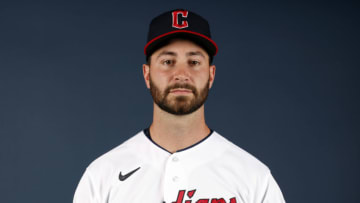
[0,1,359,203]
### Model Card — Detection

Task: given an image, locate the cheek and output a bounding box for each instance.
[150,71,169,90]
[195,71,210,87]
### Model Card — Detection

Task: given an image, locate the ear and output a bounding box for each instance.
[208,65,216,89]
[143,64,151,89]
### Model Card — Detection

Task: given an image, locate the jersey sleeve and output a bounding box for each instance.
[258,171,286,203]
[73,169,100,203]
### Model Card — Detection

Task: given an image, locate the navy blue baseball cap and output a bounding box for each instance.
[144,9,218,60]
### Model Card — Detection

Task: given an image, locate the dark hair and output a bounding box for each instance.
[145,37,214,65]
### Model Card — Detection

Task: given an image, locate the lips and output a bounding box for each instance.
[170,88,192,94]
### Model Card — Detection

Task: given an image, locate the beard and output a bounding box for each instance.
[149,75,210,116]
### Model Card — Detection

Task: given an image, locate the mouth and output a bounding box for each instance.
[170,88,193,94]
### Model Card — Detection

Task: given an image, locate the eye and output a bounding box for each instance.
[162,59,174,66]
[189,60,200,66]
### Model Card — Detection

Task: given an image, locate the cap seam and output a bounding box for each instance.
[144,30,218,56]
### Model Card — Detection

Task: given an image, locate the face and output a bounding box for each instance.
[143,39,216,115]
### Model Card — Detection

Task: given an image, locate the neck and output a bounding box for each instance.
[149,103,210,153]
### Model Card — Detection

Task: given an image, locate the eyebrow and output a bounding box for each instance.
[156,51,206,60]
[156,51,177,60]
[186,51,205,58]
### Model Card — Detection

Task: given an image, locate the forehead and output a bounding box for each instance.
[151,38,209,59]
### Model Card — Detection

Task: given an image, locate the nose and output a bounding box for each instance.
[173,63,190,83]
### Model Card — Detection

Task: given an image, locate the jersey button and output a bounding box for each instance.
[172,176,179,182]
[172,156,179,162]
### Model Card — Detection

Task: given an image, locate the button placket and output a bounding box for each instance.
[163,153,187,202]
[172,156,179,162]
[172,176,179,182]
[169,154,181,184]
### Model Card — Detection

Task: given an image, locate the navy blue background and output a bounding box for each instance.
[0,1,359,203]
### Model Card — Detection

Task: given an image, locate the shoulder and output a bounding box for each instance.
[85,130,146,175]
[212,134,286,202]
[212,131,271,176]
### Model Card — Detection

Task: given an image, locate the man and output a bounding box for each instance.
[73,9,286,203]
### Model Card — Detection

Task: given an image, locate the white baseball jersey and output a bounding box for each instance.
[73,128,285,203]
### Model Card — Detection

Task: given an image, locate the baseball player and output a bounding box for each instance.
[73,9,286,203]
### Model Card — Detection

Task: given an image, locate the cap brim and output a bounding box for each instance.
[144,30,218,57]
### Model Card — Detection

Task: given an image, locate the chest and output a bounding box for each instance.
[105,160,250,203]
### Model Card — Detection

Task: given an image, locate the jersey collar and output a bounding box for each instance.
[143,127,214,154]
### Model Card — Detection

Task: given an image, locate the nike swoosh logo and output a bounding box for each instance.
[119,167,141,181]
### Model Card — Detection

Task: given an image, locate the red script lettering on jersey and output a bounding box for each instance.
[172,190,237,203]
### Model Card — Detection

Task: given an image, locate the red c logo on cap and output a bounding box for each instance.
[172,10,188,29]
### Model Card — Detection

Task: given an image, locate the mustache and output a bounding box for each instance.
[165,83,197,95]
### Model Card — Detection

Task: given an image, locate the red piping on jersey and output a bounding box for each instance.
[144,30,218,56]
